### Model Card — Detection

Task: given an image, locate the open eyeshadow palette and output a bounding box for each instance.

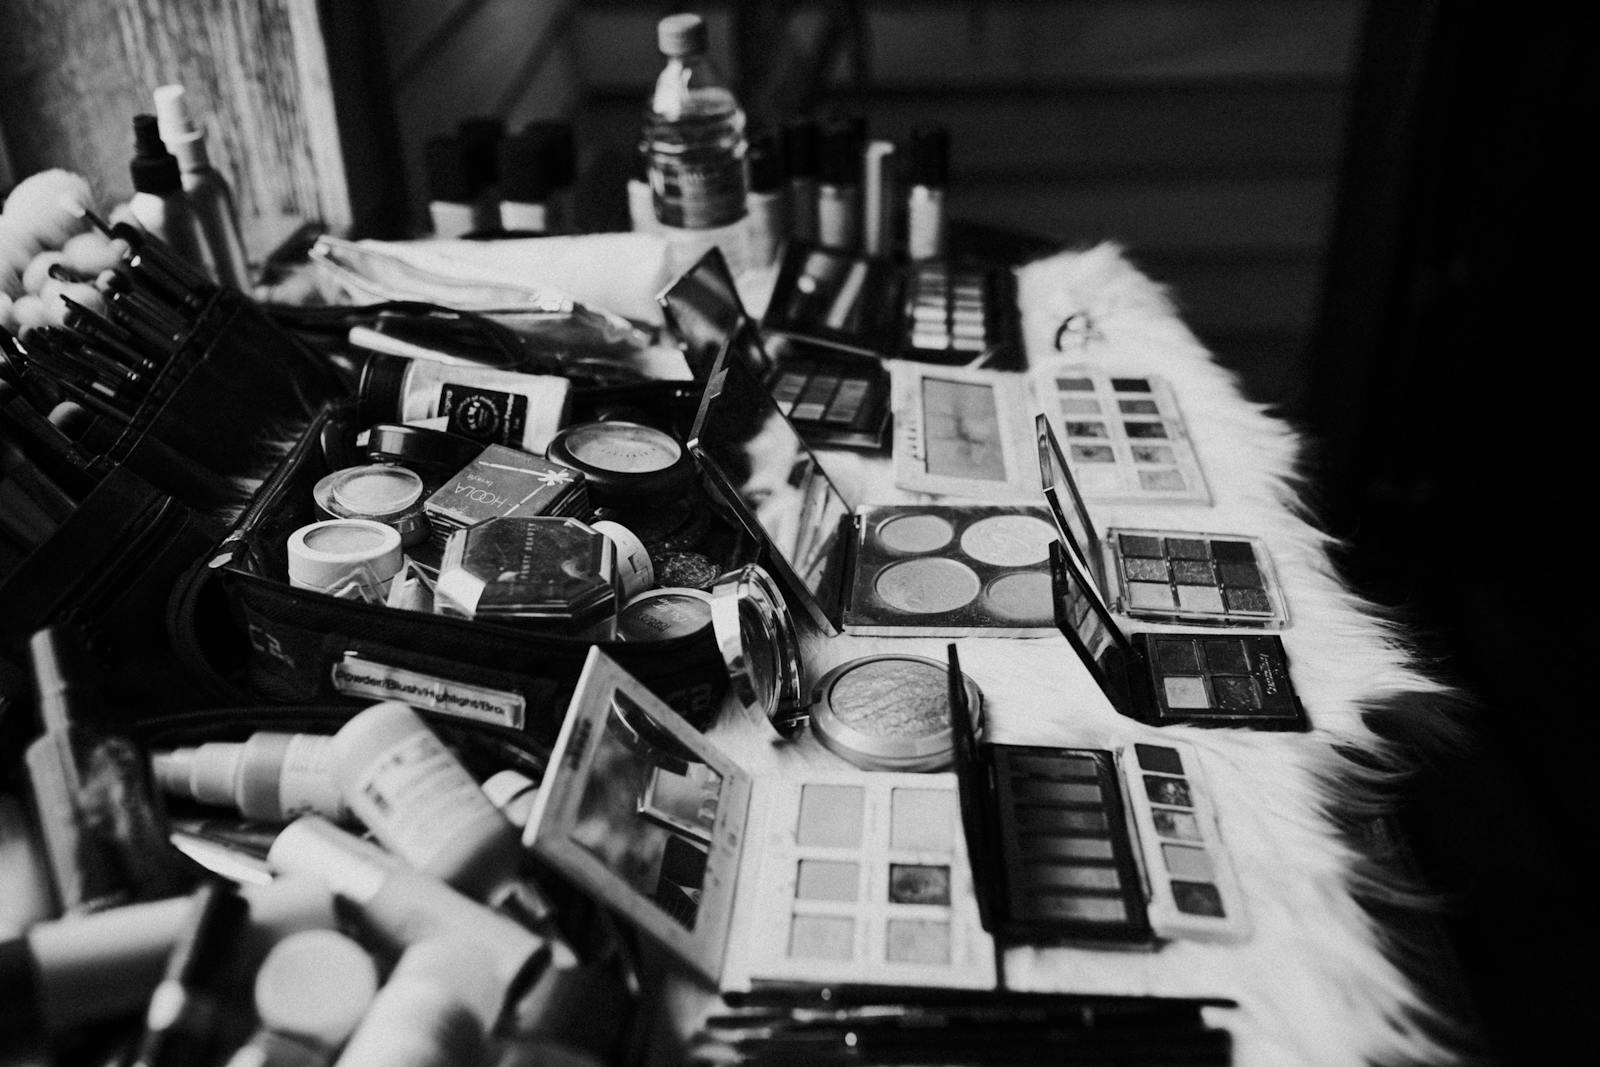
[1048,540,1308,730]
[1037,415,1287,628]
[658,247,889,451]
[890,363,1038,500]
[689,345,1059,637]
[524,648,996,990]
[947,647,1248,944]
[761,243,1024,368]
[1031,367,1210,505]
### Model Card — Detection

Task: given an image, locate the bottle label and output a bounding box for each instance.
[351,731,501,869]
[279,735,352,820]
[438,385,527,446]
[650,156,746,229]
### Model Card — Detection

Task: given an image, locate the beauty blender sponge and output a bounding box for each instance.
[1,169,94,249]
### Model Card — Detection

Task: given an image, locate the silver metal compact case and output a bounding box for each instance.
[708,564,807,736]
[312,464,430,547]
[617,587,713,642]
[808,654,984,773]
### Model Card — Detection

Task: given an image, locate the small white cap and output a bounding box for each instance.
[657,13,708,56]
[286,519,402,593]
[480,769,539,827]
[153,84,198,142]
[254,929,380,1048]
[149,747,196,796]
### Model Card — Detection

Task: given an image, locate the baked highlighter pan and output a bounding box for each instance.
[1037,415,1287,629]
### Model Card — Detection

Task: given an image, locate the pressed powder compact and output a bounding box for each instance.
[1049,538,1308,730]
[433,516,620,638]
[808,654,983,772]
[523,648,997,991]
[1037,416,1287,629]
[313,464,429,548]
[946,646,1248,944]
[689,347,1059,637]
[658,247,890,452]
[546,420,695,507]
[286,519,404,602]
[422,444,590,552]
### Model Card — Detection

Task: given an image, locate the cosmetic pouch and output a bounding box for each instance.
[168,403,731,749]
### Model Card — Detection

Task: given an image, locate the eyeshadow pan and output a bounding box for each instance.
[983,570,1053,621]
[1124,558,1169,582]
[1162,676,1210,709]
[1213,676,1261,711]
[796,860,859,901]
[1139,469,1186,491]
[1162,844,1215,880]
[1118,399,1160,414]
[1071,444,1116,463]
[1171,881,1226,918]
[1135,743,1184,774]
[1018,895,1128,923]
[874,557,982,614]
[789,915,855,960]
[1124,421,1168,439]
[889,864,951,905]
[1061,398,1101,414]
[1021,834,1116,861]
[1066,421,1108,438]
[1219,562,1263,589]
[1202,640,1249,673]
[1210,540,1257,563]
[890,788,955,850]
[1131,445,1176,464]
[1024,864,1122,891]
[1167,539,1209,560]
[1118,534,1163,558]
[1155,639,1200,672]
[1144,776,1193,808]
[1014,807,1108,833]
[1058,377,1095,391]
[1176,586,1225,613]
[1129,582,1176,609]
[1009,780,1103,805]
[877,513,955,554]
[1152,809,1202,841]
[1172,560,1215,585]
[1225,589,1272,613]
[886,920,951,964]
[797,784,864,847]
[1006,753,1101,780]
[1111,378,1150,393]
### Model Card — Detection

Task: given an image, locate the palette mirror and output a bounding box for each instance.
[1037,415,1287,629]
[690,346,1060,637]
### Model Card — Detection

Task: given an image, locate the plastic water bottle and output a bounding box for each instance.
[643,12,748,271]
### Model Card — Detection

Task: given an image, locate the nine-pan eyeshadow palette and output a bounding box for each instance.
[1120,741,1248,942]
[899,259,1022,366]
[1032,367,1211,505]
[765,353,890,451]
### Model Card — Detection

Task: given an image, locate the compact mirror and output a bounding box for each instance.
[709,564,806,735]
[656,247,771,382]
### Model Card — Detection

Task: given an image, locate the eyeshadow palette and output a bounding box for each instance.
[889,363,1039,501]
[759,242,904,359]
[946,647,1249,944]
[689,349,1059,636]
[524,648,995,991]
[1120,741,1248,942]
[1049,541,1308,730]
[658,247,890,451]
[1038,415,1287,628]
[900,259,1023,366]
[1032,367,1210,505]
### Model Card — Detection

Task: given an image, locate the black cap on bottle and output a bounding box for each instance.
[457,116,506,188]
[782,118,820,179]
[424,135,475,203]
[747,129,784,193]
[129,114,181,197]
[819,115,865,186]
[522,120,576,188]
[356,353,411,427]
[0,937,41,1038]
[909,124,950,188]
[500,121,576,201]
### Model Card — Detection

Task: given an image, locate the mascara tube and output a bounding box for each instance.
[907,124,950,261]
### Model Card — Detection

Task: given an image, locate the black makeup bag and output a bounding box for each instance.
[167,402,733,751]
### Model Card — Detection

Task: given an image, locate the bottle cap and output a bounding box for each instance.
[909,124,950,187]
[152,84,201,149]
[747,129,784,193]
[423,135,475,203]
[129,115,181,196]
[819,115,865,185]
[498,123,576,202]
[526,121,577,188]
[456,117,506,189]
[355,353,411,428]
[782,119,820,178]
[364,423,483,485]
[253,929,379,1048]
[657,13,708,56]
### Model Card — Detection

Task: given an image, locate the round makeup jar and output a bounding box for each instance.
[313,464,429,547]
[591,520,655,599]
[546,420,694,508]
[287,518,404,599]
[617,587,713,643]
[362,423,483,492]
[809,654,984,772]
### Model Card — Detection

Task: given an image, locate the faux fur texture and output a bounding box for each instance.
[370,238,1473,1065]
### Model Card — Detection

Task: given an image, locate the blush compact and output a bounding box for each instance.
[546,420,694,508]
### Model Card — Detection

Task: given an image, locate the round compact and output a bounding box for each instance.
[313,464,429,547]
[809,654,984,773]
[287,519,404,598]
[709,565,806,736]
[958,513,1056,567]
[618,587,713,643]
[873,557,982,614]
[362,423,483,490]
[545,421,693,507]
[654,550,721,592]
[591,520,654,599]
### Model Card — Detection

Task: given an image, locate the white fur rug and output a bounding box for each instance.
[356,237,1469,1066]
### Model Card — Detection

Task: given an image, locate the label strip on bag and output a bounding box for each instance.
[331,652,526,728]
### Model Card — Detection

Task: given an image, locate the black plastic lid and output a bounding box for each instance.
[524,120,577,188]
[909,124,950,187]
[355,353,411,426]
[0,937,40,1037]
[782,118,820,178]
[424,135,475,203]
[129,114,181,196]
[747,129,784,192]
[499,122,576,201]
[819,115,865,185]
[457,116,506,187]
[366,422,484,475]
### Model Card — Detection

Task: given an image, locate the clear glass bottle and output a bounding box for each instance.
[643,13,748,269]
